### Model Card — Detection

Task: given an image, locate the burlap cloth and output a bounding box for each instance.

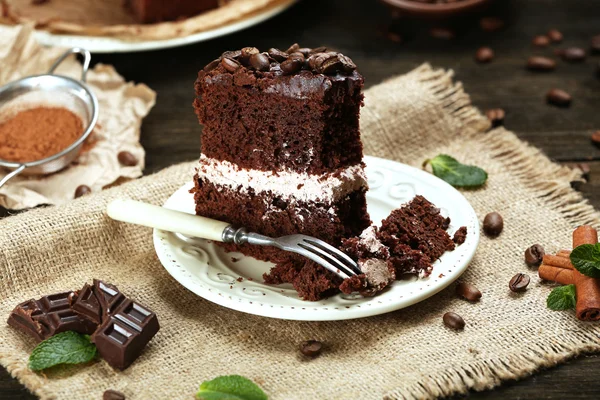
[1,64,599,400]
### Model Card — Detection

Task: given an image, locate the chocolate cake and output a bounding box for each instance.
[192,45,371,300]
[124,0,222,23]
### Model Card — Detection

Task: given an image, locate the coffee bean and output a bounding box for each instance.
[239,47,259,65]
[475,47,494,63]
[338,54,357,73]
[288,52,305,62]
[103,390,126,400]
[117,150,138,166]
[524,244,545,267]
[526,56,556,71]
[429,27,455,40]
[485,108,505,126]
[546,88,572,107]
[297,48,312,57]
[308,52,345,74]
[286,43,300,54]
[547,29,563,43]
[299,340,322,357]
[509,273,530,292]
[443,312,465,330]
[561,47,586,62]
[268,48,289,62]
[532,35,550,47]
[310,46,328,54]
[203,58,220,73]
[480,17,504,32]
[221,57,240,73]
[455,282,482,302]
[591,131,600,146]
[74,185,91,199]
[483,212,503,236]
[592,35,600,54]
[280,58,303,75]
[249,53,270,71]
[221,50,241,59]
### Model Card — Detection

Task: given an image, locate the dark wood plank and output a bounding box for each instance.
[2,0,600,398]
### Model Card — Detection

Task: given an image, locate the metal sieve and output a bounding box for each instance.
[0,47,98,189]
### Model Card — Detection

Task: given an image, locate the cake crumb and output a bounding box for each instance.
[236,277,244,282]
[453,226,468,245]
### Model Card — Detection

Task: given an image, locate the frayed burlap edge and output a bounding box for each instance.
[382,64,600,400]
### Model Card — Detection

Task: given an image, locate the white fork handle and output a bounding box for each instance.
[106,199,230,242]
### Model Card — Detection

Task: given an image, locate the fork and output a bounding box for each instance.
[107,199,361,279]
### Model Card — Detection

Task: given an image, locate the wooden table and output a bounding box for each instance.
[2,0,600,397]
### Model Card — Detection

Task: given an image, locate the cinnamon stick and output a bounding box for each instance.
[542,254,574,270]
[572,226,600,321]
[557,249,571,258]
[539,264,574,285]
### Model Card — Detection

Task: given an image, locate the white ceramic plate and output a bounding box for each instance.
[154,155,480,321]
[31,0,297,53]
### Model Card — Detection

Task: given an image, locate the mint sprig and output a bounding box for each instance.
[547,284,577,311]
[570,243,600,278]
[423,154,488,188]
[28,331,97,371]
[196,375,268,400]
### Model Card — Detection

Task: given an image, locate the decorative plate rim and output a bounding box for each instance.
[153,155,480,321]
[28,0,298,54]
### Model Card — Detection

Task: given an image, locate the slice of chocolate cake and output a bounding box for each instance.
[125,0,223,23]
[192,45,371,300]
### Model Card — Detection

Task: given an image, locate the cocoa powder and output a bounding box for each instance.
[0,106,83,163]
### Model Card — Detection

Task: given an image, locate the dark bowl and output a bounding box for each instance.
[380,0,492,18]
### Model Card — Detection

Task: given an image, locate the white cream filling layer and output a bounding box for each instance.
[197,155,368,203]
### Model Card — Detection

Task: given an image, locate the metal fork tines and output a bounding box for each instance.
[223,227,361,279]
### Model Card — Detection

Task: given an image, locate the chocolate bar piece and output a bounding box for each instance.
[94,279,126,316]
[71,283,102,324]
[7,292,97,342]
[92,299,160,370]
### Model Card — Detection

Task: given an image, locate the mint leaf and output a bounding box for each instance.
[196,375,268,400]
[547,284,577,311]
[570,243,600,278]
[28,331,97,371]
[423,154,488,188]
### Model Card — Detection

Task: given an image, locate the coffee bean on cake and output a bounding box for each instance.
[240,47,259,65]
[524,244,545,267]
[455,282,482,301]
[249,53,270,71]
[221,57,240,73]
[527,57,556,71]
[280,58,303,75]
[475,47,494,63]
[509,273,530,292]
[443,312,465,330]
[546,89,572,107]
[483,212,503,236]
[268,48,289,62]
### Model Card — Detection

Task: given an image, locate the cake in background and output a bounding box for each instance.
[192,45,371,299]
[125,0,226,23]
